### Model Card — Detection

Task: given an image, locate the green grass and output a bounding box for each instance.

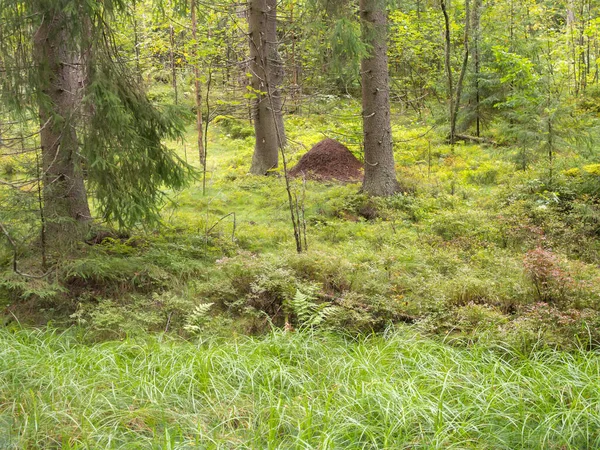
[1,326,599,449]
[4,99,600,343]
[3,101,600,448]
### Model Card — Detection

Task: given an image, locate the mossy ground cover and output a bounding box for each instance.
[2,99,600,447]
[152,99,600,345]
[3,98,600,345]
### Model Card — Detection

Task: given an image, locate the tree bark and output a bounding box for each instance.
[249,0,286,175]
[441,0,454,144]
[191,0,205,166]
[442,0,470,145]
[169,25,178,105]
[472,0,482,136]
[360,0,399,196]
[33,9,91,247]
[452,0,470,141]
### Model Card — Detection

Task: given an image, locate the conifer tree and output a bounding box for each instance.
[0,0,190,247]
[248,0,287,175]
[32,5,92,244]
[360,0,400,196]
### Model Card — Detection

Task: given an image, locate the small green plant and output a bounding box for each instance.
[523,247,574,306]
[183,303,214,334]
[504,303,600,351]
[0,158,16,176]
[286,289,337,328]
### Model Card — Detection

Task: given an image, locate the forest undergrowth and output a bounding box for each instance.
[2,99,600,350]
[3,98,600,447]
[2,326,600,449]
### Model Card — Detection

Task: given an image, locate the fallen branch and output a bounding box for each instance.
[453,134,497,146]
[0,221,54,279]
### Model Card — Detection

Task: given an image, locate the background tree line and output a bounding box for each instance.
[1,0,600,258]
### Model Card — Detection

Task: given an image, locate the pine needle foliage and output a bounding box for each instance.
[0,0,193,229]
[84,66,192,227]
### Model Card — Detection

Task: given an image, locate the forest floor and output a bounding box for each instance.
[2,326,600,448]
[2,98,600,447]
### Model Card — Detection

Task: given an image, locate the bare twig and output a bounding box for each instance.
[0,221,54,279]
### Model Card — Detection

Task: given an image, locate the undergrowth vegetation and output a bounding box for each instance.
[2,326,600,449]
[2,99,600,352]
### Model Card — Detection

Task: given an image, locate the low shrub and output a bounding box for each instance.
[503,303,600,351]
[215,116,254,140]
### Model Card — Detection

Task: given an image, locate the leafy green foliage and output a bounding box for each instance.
[3,0,600,353]
[183,302,214,334]
[287,289,338,328]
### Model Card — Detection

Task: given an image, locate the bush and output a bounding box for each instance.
[70,291,212,337]
[215,116,254,140]
[465,162,499,186]
[503,303,600,351]
[523,247,575,306]
[416,303,508,342]
[0,158,17,176]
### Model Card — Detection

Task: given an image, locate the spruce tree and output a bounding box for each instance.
[0,0,190,248]
[360,0,400,196]
[248,0,287,175]
[32,5,92,244]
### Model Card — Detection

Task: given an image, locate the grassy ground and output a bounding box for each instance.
[2,98,600,447]
[2,326,600,449]
[3,98,600,342]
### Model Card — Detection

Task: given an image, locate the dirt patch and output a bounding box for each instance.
[289,138,363,182]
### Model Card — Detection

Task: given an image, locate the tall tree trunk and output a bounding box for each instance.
[567,0,578,94]
[452,0,470,139]
[132,0,142,82]
[33,9,91,247]
[442,0,470,145]
[290,1,301,113]
[441,0,454,142]
[249,0,286,175]
[169,25,178,105]
[191,0,205,166]
[472,0,482,136]
[360,0,399,196]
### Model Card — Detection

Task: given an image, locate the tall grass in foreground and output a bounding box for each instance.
[1,327,599,449]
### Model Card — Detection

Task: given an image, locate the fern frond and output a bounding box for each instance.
[288,289,337,328]
[184,303,214,334]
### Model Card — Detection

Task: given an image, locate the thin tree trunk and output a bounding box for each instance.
[442,0,470,145]
[360,0,399,196]
[580,0,588,91]
[132,0,142,82]
[509,0,514,47]
[472,0,482,136]
[567,0,578,93]
[290,1,300,112]
[191,0,205,166]
[441,0,454,143]
[249,0,286,175]
[170,25,178,104]
[452,0,470,140]
[33,9,91,247]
